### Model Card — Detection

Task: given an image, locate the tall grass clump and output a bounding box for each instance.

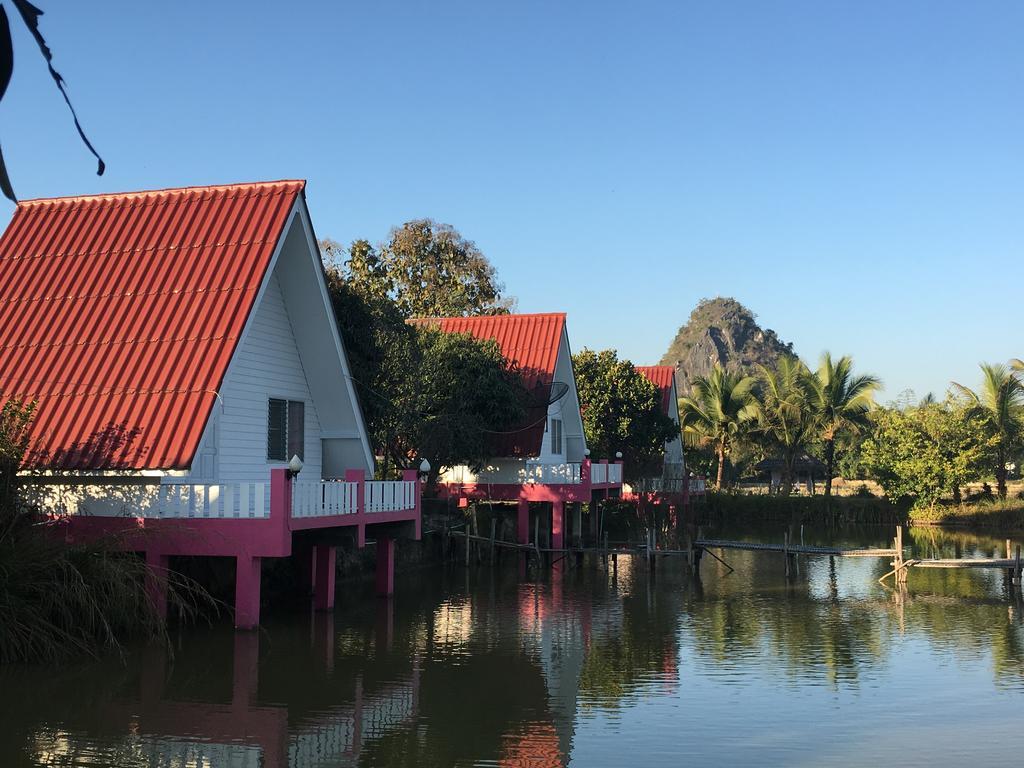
[0,397,215,664]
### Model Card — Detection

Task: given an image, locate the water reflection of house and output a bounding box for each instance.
[0,181,419,626]
[28,614,419,768]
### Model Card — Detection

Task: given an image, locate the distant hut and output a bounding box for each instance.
[754,454,826,494]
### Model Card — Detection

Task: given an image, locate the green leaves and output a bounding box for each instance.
[678,365,757,487]
[950,362,1024,498]
[860,399,998,508]
[330,221,513,319]
[573,349,677,483]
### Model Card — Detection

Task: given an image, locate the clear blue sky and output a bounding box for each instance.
[2,1,1021,400]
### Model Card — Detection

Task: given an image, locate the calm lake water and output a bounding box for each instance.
[3,522,1024,767]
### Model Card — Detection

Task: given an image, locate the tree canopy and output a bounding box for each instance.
[951,362,1024,499]
[572,350,678,483]
[322,248,525,481]
[321,219,513,319]
[860,398,997,508]
[678,365,758,489]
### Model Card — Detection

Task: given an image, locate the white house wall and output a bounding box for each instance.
[210,270,324,484]
[535,329,587,465]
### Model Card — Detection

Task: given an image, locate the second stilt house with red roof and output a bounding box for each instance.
[409,313,623,551]
[629,366,705,503]
[0,180,420,628]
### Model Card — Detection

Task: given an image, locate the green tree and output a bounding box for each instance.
[860,399,996,508]
[322,264,417,477]
[408,328,527,487]
[322,253,526,480]
[678,365,758,489]
[323,220,513,319]
[808,353,881,498]
[952,362,1024,499]
[751,357,817,496]
[572,349,678,483]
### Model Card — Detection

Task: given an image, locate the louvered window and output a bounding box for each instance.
[268,398,305,461]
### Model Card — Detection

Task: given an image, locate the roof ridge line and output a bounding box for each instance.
[17,179,306,206]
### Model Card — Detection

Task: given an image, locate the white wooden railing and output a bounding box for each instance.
[291,479,418,518]
[24,482,270,519]
[365,480,418,513]
[608,463,622,484]
[525,462,582,484]
[291,480,359,518]
[590,462,607,484]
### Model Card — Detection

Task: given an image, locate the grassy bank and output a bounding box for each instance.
[908,498,1024,530]
[703,491,906,526]
[703,491,1024,532]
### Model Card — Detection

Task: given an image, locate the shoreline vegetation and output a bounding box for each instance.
[702,491,1024,532]
[1,400,216,665]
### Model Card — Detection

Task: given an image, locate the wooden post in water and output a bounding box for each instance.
[604,531,609,568]
[1015,545,1022,588]
[895,526,905,585]
[784,530,790,578]
[490,518,497,565]
[534,516,541,565]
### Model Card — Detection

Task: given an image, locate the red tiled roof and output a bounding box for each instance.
[0,180,305,470]
[409,313,565,457]
[635,365,676,415]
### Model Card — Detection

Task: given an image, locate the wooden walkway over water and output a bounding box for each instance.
[450,525,1024,591]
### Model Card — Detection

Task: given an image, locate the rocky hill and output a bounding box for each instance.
[660,298,795,395]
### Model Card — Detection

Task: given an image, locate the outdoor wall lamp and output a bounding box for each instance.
[287,454,304,478]
[419,458,431,478]
[615,451,623,459]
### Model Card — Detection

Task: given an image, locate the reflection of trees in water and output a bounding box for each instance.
[578,566,685,709]
[680,526,1024,689]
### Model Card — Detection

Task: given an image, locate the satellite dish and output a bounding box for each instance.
[528,379,570,407]
[547,381,570,405]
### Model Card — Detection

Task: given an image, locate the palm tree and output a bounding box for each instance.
[678,365,757,489]
[751,357,818,496]
[952,363,1024,499]
[809,353,881,499]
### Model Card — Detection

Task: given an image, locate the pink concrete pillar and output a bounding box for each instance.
[517,498,530,545]
[375,536,395,596]
[145,550,169,620]
[345,468,367,547]
[270,468,292,520]
[235,554,262,630]
[313,544,336,611]
[551,501,565,550]
[403,468,422,540]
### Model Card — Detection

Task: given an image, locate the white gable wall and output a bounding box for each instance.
[534,329,587,465]
[204,270,324,484]
[187,200,375,485]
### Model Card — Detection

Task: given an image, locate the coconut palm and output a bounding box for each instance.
[678,365,757,489]
[952,362,1024,499]
[751,357,818,495]
[808,353,881,499]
